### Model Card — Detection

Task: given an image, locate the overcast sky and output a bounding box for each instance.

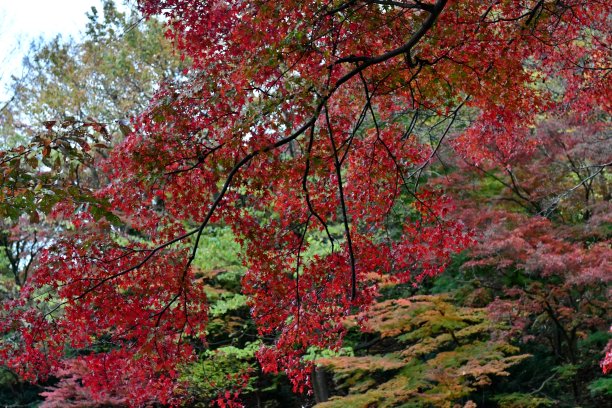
[0,0,107,101]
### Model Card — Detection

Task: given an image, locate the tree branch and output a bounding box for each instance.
[325,105,357,300]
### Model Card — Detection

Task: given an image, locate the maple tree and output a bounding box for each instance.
[1,0,610,406]
[0,2,183,404]
[38,359,128,408]
[0,0,183,300]
[432,113,611,406]
[316,294,532,407]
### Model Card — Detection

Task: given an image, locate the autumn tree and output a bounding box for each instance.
[0,1,182,404]
[1,0,610,406]
[0,0,183,286]
[315,294,532,407]
[1,0,183,142]
[428,110,611,406]
[0,0,188,289]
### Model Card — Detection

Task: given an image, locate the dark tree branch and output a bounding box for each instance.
[325,105,357,300]
[302,124,336,253]
[50,0,449,310]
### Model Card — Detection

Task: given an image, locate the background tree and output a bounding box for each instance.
[423,112,611,407]
[1,0,183,143]
[316,294,532,407]
[0,1,184,405]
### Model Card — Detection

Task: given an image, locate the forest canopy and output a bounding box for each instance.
[0,1,610,407]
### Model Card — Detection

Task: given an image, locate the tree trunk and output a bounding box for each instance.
[312,366,329,403]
